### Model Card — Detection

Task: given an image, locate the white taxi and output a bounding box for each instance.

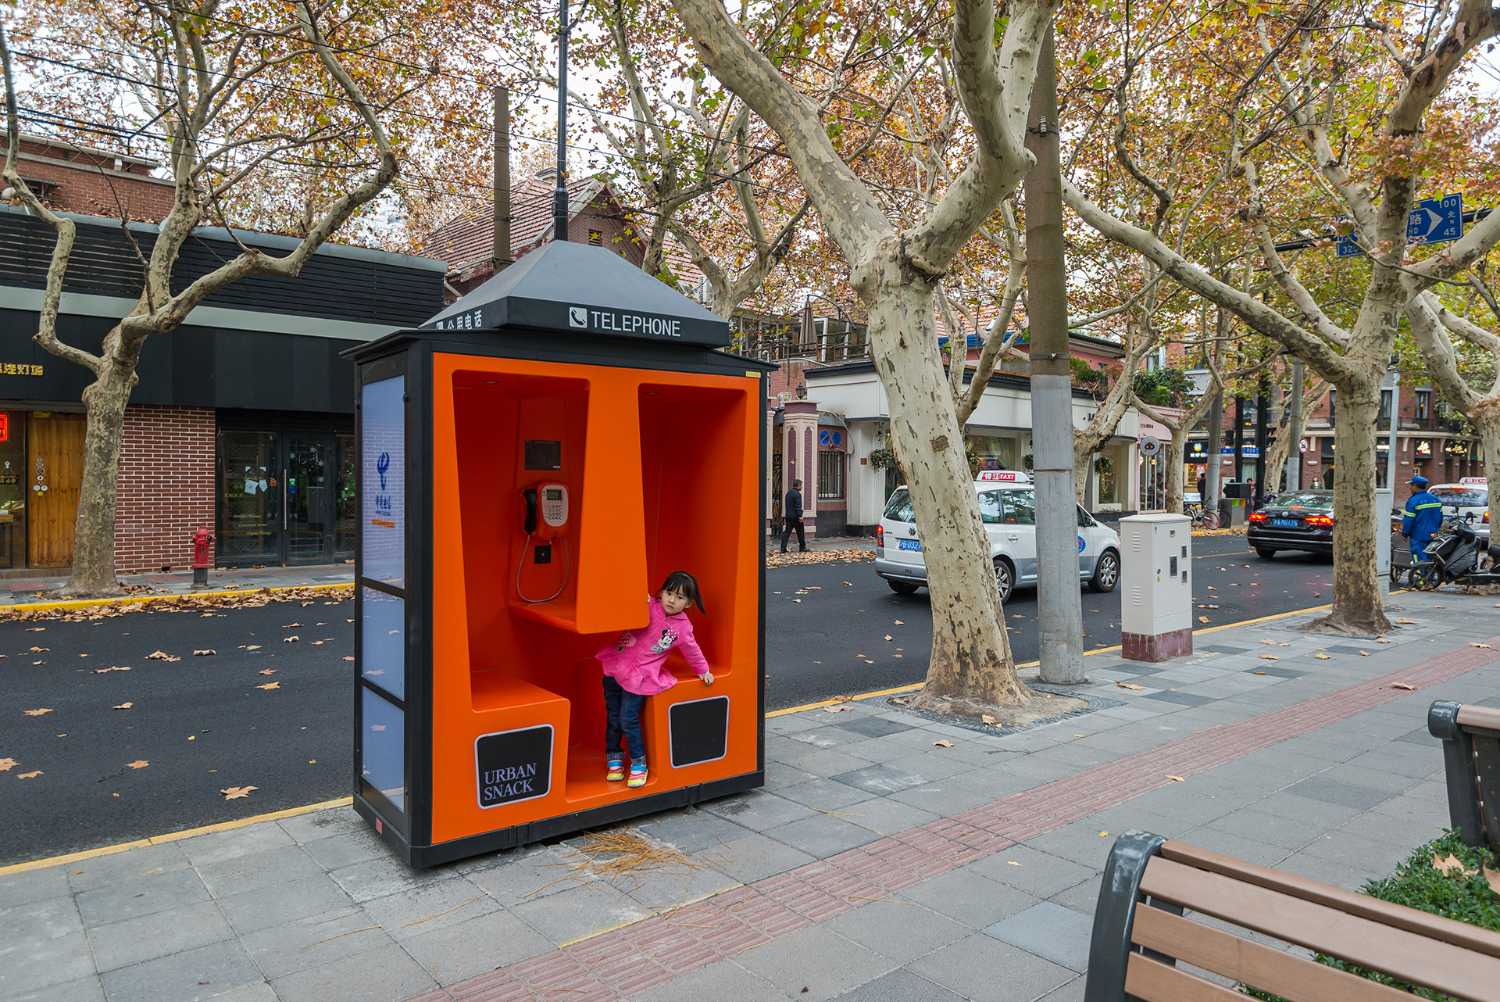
[874,470,1123,602]
[1432,478,1490,537]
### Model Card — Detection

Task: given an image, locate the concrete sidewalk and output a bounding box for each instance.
[0,564,354,606]
[3,590,1495,1002]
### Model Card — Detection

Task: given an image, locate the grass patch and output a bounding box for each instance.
[1243,831,1499,1001]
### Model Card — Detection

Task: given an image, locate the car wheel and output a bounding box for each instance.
[886,580,919,596]
[1254,548,1277,559]
[994,559,1015,604]
[1089,550,1120,593]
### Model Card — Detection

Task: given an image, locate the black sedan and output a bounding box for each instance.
[1248,491,1335,559]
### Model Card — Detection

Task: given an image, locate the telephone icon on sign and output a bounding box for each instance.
[568,307,588,328]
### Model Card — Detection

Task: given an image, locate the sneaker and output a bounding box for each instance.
[606,756,624,782]
[627,761,648,788]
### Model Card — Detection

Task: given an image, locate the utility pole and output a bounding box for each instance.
[1024,25,1085,685]
[1254,379,1268,502]
[1286,359,1304,491]
[1205,386,1224,516]
[552,0,570,242]
[1385,369,1401,490]
[493,87,513,272]
[1233,394,1246,484]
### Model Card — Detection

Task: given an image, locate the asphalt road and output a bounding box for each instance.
[0,534,1330,864]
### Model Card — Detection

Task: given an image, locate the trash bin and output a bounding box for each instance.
[1218,498,1246,527]
[348,241,771,867]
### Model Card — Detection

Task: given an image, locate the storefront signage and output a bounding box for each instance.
[0,413,8,443]
[818,429,844,448]
[475,725,553,808]
[0,363,43,376]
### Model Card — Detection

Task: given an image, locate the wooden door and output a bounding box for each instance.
[27,413,86,567]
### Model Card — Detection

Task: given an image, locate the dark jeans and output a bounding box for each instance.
[603,676,647,762]
[780,517,806,552]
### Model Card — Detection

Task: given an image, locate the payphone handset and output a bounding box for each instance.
[523,483,569,538]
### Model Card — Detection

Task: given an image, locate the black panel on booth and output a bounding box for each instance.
[669,696,729,768]
[475,725,553,808]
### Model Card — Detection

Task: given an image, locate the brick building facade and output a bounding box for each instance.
[113,407,216,571]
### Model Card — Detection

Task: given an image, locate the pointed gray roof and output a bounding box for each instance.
[422,240,730,348]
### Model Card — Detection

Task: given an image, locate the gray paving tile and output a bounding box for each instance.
[830,764,932,796]
[509,878,652,945]
[825,898,970,963]
[627,957,791,1001]
[1039,976,1088,1001]
[635,809,752,853]
[216,871,357,936]
[1200,644,1251,654]
[701,833,816,884]
[1144,690,1216,706]
[778,747,883,778]
[269,941,436,1002]
[277,807,367,845]
[825,797,938,836]
[194,844,326,899]
[87,899,233,972]
[985,901,1093,972]
[834,968,965,1001]
[239,907,392,980]
[787,725,874,750]
[0,864,71,909]
[401,908,553,985]
[299,831,388,870]
[65,843,191,893]
[907,934,1075,1002]
[776,777,878,811]
[616,860,739,911]
[888,783,996,815]
[75,867,209,926]
[1244,666,1306,679]
[1283,776,1397,811]
[1048,873,1104,914]
[99,939,262,1002]
[831,716,916,739]
[737,924,896,1001]
[177,823,296,868]
[12,975,105,1002]
[358,877,499,941]
[327,853,454,904]
[764,814,880,858]
[897,868,1040,929]
[968,845,1097,900]
[1203,808,1325,851]
[0,896,92,998]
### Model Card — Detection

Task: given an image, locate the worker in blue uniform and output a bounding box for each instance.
[1401,475,1445,561]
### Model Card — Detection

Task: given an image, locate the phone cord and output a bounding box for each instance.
[515,533,569,604]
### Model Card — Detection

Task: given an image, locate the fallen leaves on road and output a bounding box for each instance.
[1198,616,1211,624]
[256,682,281,691]
[342,656,354,662]
[933,739,954,749]
[1472,643,1493,649]
[883,634,893,641]
[1394,618,1417,625]
[1166,775,1185,783]
[257,668,277,676]
[1359,650,1371,657]
[283,635,300,643]
[1098,831,1110,838]
[112,702,134,710]
[193,649,216,657]
[26,626,45,632]
[17,770,43,779]
[981,713,999,727]
[1116,682,1145,691]
[127,760,149,770]
[0,586,353,623]
[221,785,257,800]
[821,704,849,713]
[1258,654,1281,662]
[28,646,48,653]
[1197,604,1219,610]
[242,644,262,652]
[1313,652,1331,660]
[765,548,874,569]
[0,757,16,771]
[893,619,904,625]
[23,707,53,716]
[1389,683,1417,691]
[146,650,181,662]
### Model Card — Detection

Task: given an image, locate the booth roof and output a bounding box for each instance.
[422,241,730,349]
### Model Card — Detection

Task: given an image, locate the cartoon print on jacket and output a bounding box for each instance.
[650,627,678,655]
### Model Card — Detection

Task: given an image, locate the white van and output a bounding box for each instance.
[874,471,1122,602]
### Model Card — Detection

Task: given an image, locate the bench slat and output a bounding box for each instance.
[1161,840,1500,960]
[1456,704,1500,733]
[1123,953,1243,1000]
[1132,902,1417,1002]
[1139,856,1500,1001]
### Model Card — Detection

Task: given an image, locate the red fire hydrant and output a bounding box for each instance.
[192,527,214,588]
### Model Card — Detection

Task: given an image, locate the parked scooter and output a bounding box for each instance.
[1411,516,1500,590]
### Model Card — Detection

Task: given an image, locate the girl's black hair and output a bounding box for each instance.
[659,570,706,613]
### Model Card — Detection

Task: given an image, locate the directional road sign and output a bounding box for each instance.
[1337,194,1463,257]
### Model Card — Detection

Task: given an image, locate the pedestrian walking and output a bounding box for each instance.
[781,479,807,553]
[596,571,714,789]
[1196,471,1206,502]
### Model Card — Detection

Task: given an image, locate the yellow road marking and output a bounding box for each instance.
[0,581,351,615]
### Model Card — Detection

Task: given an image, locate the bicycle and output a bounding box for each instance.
[1186,503,1220,530]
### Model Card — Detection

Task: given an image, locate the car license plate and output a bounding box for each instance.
[898,538,923,552]
[1271,518,1299,528]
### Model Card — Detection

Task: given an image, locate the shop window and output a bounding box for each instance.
[1096,455,1119,505]
[817,450,844,500]
[1415,390,1431,421]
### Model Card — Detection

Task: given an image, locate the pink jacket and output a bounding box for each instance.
[596,597,711,696]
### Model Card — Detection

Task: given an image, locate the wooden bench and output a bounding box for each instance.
[1084,832,1500,1001]
[1430,699,1500,855]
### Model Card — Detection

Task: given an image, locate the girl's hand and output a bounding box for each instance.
[701,671,714,686]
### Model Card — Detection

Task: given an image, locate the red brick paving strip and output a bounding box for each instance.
[411,637,1499,1001]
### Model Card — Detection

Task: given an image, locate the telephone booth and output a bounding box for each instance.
[348,241,770,867]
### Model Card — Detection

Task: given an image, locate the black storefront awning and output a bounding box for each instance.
[423,242,730,348]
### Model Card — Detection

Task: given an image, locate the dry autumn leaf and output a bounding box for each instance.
[94,665,131,674]
[1485,867,1500,895]
[0,757,16,771]
[283,635,300,643]
[933,739,954,748]
[1432,853,1476,877]
[112,702,134,710]
[23,707,54,716]
[220,785,257,800]
[1116,682,1145,691]
[1258,654,1281,662]
[893,619,904,625]
[342,656,354,662]
[1167,775,1185,783]
[257,668,277,676]
[883,634,893,641]
[1197,616,1211,624]
[193,649,216,657]
[1394,618,1417,625]
[256,682,281,691]
[243,644,262,652]
[146,651,181,662]
[17,770,43,780]
[1472,643,1493,649]
[1390,683,1417,691]
[981,713,999,726]
[127,760,149,770]
[1359,650,1371,657]
[1313,652,1331,660]
[28,646,48,653]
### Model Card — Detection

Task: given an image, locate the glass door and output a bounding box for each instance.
[218,431,281,565]
[335,433,356,560]
[285,432,335,564]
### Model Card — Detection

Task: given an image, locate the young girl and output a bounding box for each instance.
[596,571,715,788]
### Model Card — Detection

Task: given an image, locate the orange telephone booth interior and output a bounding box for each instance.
[350,242,769,867]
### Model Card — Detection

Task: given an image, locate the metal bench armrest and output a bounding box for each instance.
[1085,831,1166,1002]
[1430,700,1485,848]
